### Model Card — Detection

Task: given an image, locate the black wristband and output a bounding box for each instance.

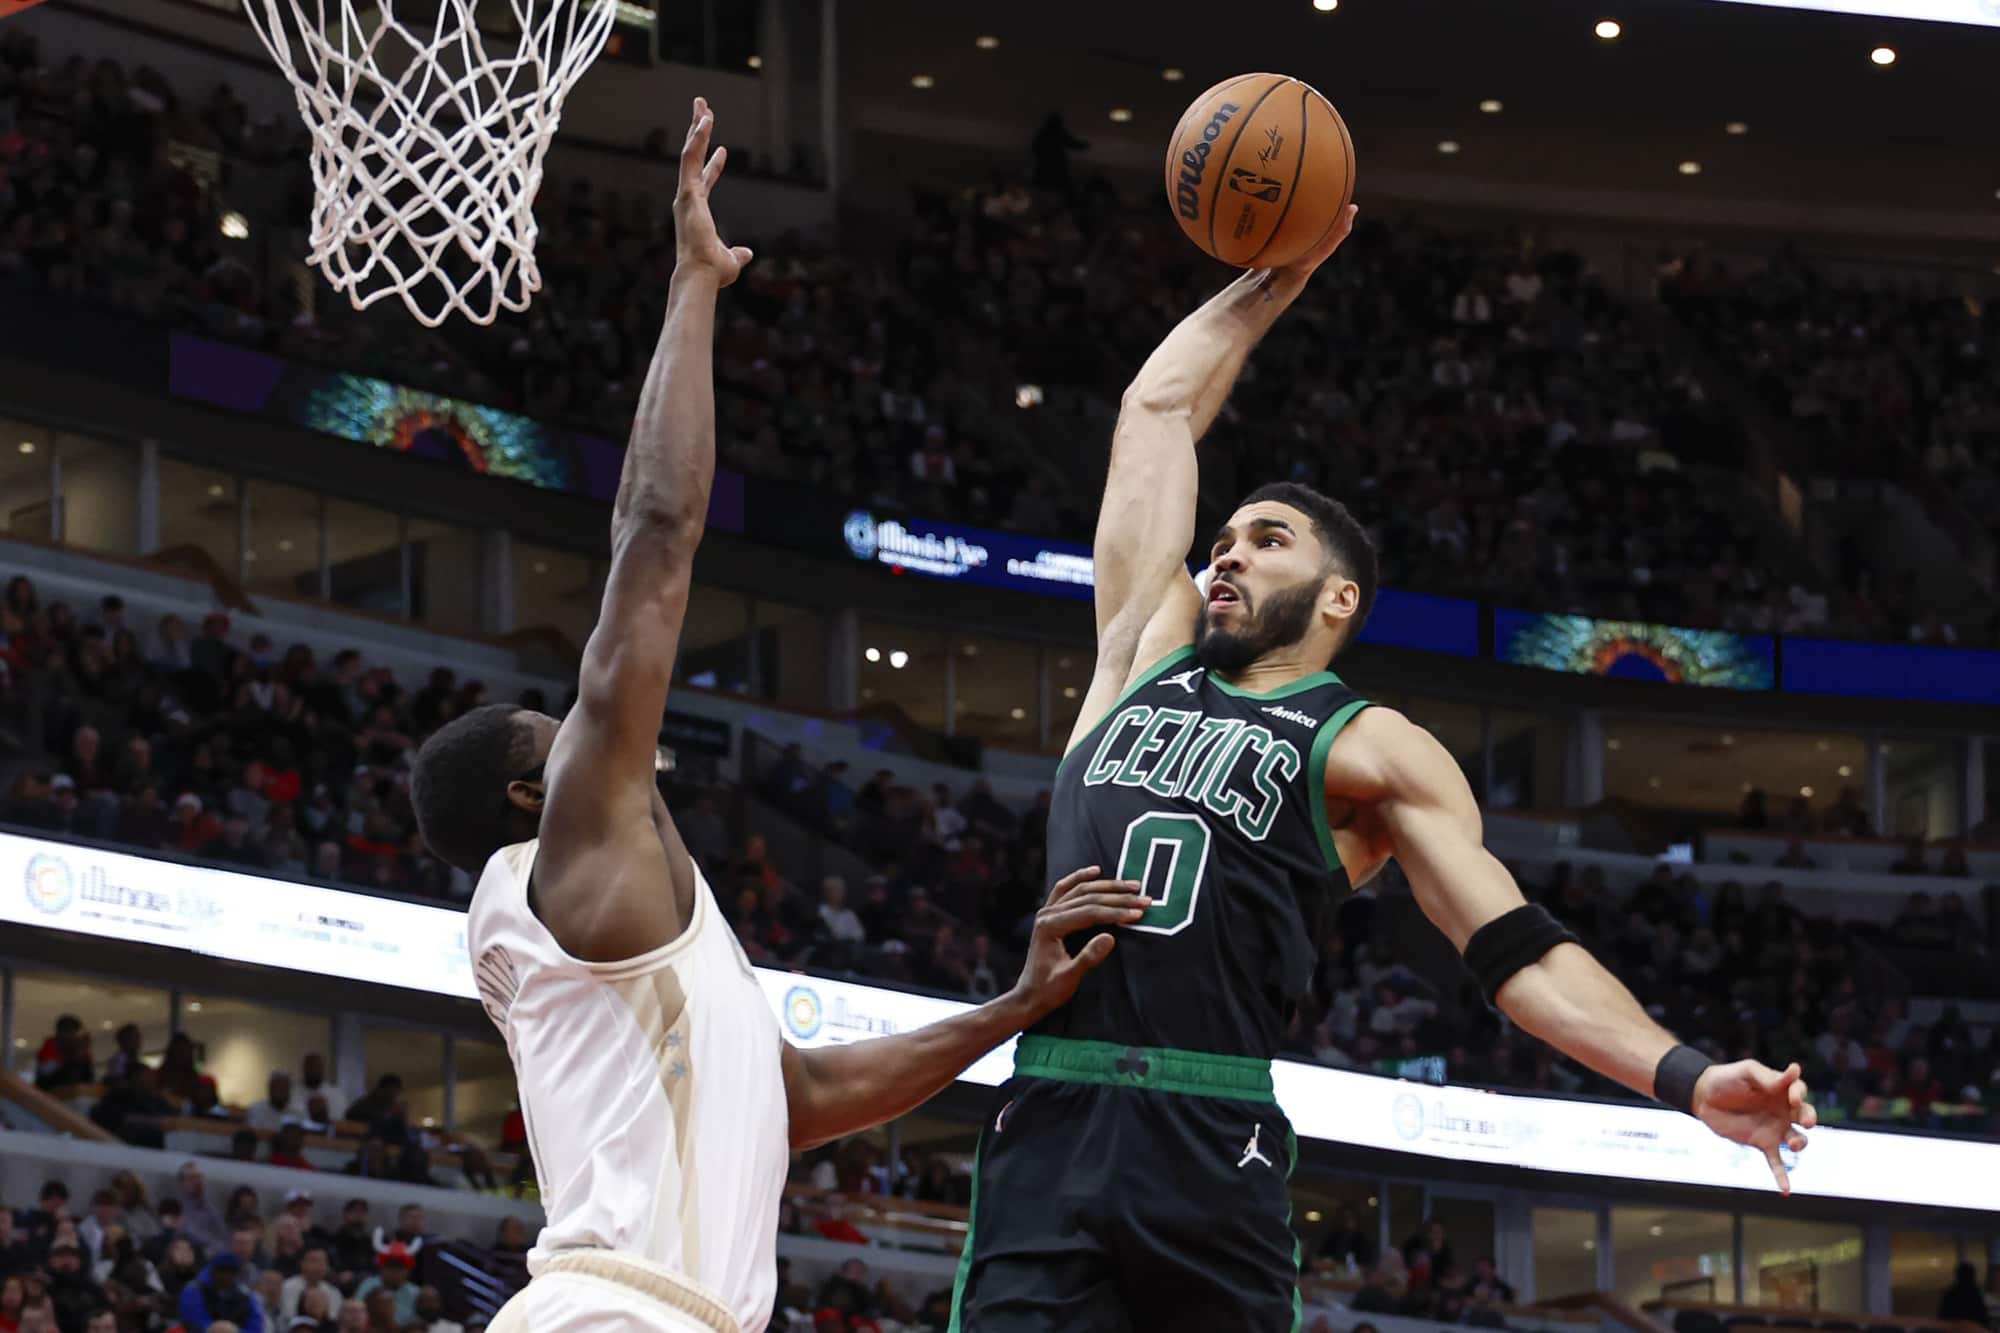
[1654,1043,1714,1115]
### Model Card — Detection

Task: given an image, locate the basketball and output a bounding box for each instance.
[1163,72,1354,269]
[0,0,53,16]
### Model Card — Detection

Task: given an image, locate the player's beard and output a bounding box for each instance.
[1193,575,1323,674]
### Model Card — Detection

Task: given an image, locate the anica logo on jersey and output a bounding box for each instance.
[1080,704,1301,842]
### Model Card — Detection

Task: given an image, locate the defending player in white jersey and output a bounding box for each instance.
[410,100,1150,1333]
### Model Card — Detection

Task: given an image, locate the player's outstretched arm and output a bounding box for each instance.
[1326,708,1816,1193]
[535,98,753,963]
[1071,207,1358,752]
[779,867,1148,1150]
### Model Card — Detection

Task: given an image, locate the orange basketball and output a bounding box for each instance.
[0,0,54,16]
[1164,72,1355,269]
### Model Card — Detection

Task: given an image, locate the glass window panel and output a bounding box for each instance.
[1491,707,1567,811]
[513,541,597,651]
[0,419,54,542]
[1047,647,1091,754]
[1889,1230,1963,1316]
[326,498,405,617]
[179,992,331,1110]
[1612,1206,1735,1308]
[1602,721,1868,824]
[677,585,750,693]
[158,458,240,578]
[1424,1196,1495,1283]
[1403,697,1484,798]
[9,968,171,1083]
[1533,1207,1600,1304]
[857,619,947,733]
[1384,1183,1425,1263]
[1741,1214,1861,1314]
[1296,1177,1382,1278]
[406,517,483,636]
[952,635,1039,751]
[1883,736,1961,840]
[452,1036,517,1146]
[757,599,825,707]
[363,1025,445,1128]
[58,435,138,556]
[243,480,323,602]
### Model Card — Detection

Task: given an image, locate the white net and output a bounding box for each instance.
[244,0,617,327]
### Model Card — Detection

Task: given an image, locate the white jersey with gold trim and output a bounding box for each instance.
[469,840,788,1333]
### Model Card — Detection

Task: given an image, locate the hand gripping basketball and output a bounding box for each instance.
[674,97,754,287]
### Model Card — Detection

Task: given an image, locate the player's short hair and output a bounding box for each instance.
[1238,480,1378,646]
[411,703,536,874]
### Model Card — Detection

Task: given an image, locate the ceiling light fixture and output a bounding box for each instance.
[910,73,935,89]
[746,53,763,69]
[1312,0,1339,11]
[889,650,910,669]
[1595,18,1622,39]
[974,34,999,50]
[1726,120,1749,135]
[1838,764,1853,777]
[1678,160,1702,175]
[1800,785,1815,798]
[1436,140,1462,155]
[865,647,881,663]
[220,211,250,239]
[1010,707,1027,720]
[1162,67,1185,82]
[16,441,33,455]
[1870,45,1896,65]
[1478,99,1503,114]
[1063,686,1078,699]
[1109,107,1134,123]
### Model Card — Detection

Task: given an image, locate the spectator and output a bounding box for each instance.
[77,1191,124,1267]
[33,1014,93,1088]
[44,1242,102,1332]
[811,1196,868,1246]
[269,1124,314,1171]
[155,1234,203,1298]
[1775,838,1817,869]
[175,1163,231,1256]
[328,1203,374,1289]
[280,1249,340,1326]
[254,1269,285,1332]
[410,1286,459,1333]
[335,1298,369,1333]
[246,1073,299,1132]
[352,1245,417,1327]
[1890,838,1930,875]
[1939,1262,1987,1325]
[177,1251,262,1333]
[343,1077,402,1125]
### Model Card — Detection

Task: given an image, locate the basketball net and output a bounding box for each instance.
[244,0,617,327]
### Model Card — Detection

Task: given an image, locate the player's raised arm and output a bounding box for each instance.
[778,866,1150,1149]
[1071,206,1358,751]
[533,98,753,962]
[1324,708,1817,1193]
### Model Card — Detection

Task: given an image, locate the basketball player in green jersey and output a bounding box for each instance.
[948,205,1817,1332]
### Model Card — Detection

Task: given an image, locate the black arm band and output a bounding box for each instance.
[1653,1044,1715,1116]
[1462,904,1579,1007]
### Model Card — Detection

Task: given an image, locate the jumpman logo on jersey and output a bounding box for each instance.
[1161,667,1206,694]
[1237,1123,1274,1170]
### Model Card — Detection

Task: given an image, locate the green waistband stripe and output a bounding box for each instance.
[1013,1034,1275,1101]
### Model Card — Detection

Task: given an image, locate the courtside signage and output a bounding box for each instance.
[8,830,1997,1208]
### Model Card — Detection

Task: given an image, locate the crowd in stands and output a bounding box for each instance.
[0,1166,523,1333]
[1662,247,2000,647]
[11,33,1994,640]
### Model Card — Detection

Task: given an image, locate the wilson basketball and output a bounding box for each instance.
[1164,72,1354,269]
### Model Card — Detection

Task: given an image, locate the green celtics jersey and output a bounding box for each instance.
[1036,645,1370,1059]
